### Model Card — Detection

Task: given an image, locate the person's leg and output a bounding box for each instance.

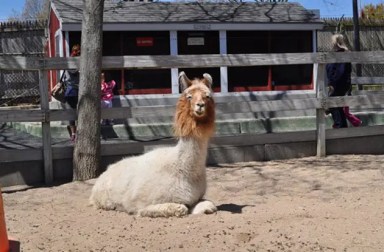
[329,90,348,128]
[106,100,113,125]
[330,108,341,128]
[330,107,348,128]
[339,107,348,128]
[66,96,78,140]
[344,107,362,127]
[106,100,112,109]
[101,100,108,125]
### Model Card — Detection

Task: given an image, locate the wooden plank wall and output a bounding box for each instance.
[1,51,384,184]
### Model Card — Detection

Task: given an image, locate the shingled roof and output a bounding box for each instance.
[51,0,321,25]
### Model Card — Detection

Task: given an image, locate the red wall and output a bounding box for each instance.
[48,9,61,89]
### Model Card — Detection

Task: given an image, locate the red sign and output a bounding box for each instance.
[136,37,154,47]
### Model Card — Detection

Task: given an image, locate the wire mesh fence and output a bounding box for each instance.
[0,20,46,107]
[0,70,40,106]
[319,18,384,91]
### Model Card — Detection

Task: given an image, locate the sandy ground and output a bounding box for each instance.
[2,154,384,252]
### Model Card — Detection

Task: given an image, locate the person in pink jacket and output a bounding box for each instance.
[101,72,116,125]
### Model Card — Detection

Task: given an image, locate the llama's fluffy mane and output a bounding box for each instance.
[173,80,215,139]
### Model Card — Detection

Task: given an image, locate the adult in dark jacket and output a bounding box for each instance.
[326,34,352,128]
[64,44,80,141]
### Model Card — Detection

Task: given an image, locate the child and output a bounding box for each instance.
[343,106,362,127]
[100,72,116,125]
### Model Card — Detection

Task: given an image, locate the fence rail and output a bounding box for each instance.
[351,77,384,85]
[2,51,384,71]
[1,93,384,123]
[1,51,384,184]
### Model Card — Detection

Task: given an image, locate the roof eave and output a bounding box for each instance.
[61,22,324,32]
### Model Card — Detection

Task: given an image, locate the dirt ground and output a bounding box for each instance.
[2,154,384,252]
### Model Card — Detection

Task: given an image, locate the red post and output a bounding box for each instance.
[0,189,9,252]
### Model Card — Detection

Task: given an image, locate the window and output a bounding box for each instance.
[178,31,220,89]
[227,30,314,91]
[121,31,171,94]
[270,31,313,87]
[122,31,170,55]
[124,69,172,94]
[227,31,269,91]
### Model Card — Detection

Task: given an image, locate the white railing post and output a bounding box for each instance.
[38,69,53,184]
[315,63,326,157]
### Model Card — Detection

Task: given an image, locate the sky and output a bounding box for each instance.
[0,0,384,21]
[295,0,384,18]
[0,0,25,21]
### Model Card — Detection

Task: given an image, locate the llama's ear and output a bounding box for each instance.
[202,73,213,89]
[179,71,192,92]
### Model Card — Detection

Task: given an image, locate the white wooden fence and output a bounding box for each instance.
[1,51,384,184]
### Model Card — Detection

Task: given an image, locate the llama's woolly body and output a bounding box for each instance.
[89,72,217,217]
[89,139,208,214]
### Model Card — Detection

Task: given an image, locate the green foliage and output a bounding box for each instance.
[362,3,384,20]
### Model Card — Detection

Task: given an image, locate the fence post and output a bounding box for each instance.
[38,69,53,184]
[315,63,326,157]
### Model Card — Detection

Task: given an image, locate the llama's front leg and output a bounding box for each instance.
[138,203,188,218]
[190,200,217,215]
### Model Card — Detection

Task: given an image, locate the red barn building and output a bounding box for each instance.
[48,0,323,95]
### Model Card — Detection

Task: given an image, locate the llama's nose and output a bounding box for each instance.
[196,102,205,109]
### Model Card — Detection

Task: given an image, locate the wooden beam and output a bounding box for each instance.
[3,51,384,71]
[3,125,384,163]
[2,93,384,124]
[215,98,321,114]
[352,77,384,85]
[327,94,384,108]
[315,63,326,157]
[0,149,42,162]
[0,109,44,122]
[4,94,384,123]
[326,125,384,139]
[0,56,39,70]
[39,70,53,184]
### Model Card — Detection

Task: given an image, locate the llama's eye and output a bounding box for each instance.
[186,94,192,100]
[206,94,211,99]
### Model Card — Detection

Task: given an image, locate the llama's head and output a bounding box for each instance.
[174,72,215,139]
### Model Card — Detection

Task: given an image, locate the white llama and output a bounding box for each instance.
[89,71,217,217]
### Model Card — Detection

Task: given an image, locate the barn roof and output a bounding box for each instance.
[51,0,322,25]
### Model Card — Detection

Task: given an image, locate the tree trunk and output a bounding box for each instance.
[73,0,104,181]
[352,0,362,90]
